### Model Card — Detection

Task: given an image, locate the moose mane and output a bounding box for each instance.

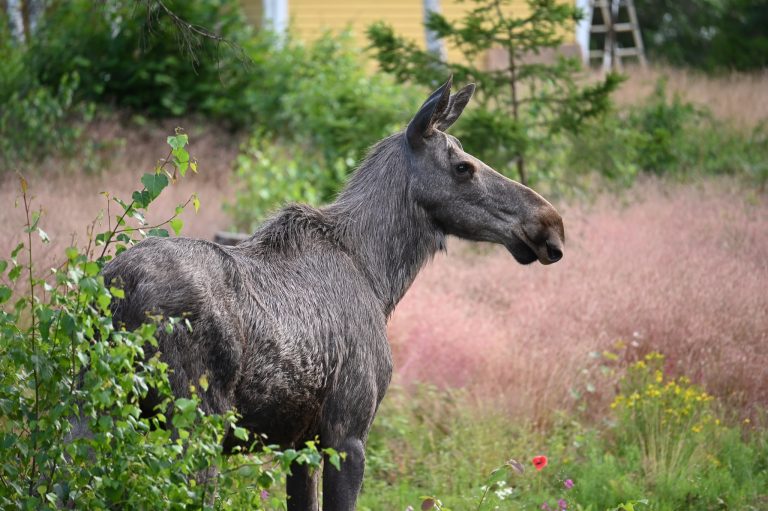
[238,131,445,314]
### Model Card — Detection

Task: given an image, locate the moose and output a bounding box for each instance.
[102,77,565,510]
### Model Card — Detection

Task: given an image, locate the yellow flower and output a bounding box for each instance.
[654,370,663,383]
[692,424,702,433]
[645,386,661,398]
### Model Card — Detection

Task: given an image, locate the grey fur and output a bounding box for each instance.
[102,77,564,511]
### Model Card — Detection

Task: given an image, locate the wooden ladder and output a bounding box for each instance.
[588,0,647,70]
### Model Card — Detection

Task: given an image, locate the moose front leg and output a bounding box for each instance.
[287,462,319,511]
[322,437,366,511]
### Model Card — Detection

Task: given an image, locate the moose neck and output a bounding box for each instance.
[327,134,444,317]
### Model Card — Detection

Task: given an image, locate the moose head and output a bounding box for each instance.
[406,77,565,265]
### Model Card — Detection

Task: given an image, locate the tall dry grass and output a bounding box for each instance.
[0,118,240,270]
[388,179,767,420]
[613,65,768,128]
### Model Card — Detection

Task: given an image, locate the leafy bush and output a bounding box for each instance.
[0,133,332,509]
[558,79,768,190]
[0,18,93,172]
[227,133,352,232]
[635,0,768,72]
[0,71,94,172]
[361,367,768,510]
[26,0,254,122]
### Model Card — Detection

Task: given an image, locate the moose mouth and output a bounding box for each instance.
[504,235,539,265]
[505,231,564,265]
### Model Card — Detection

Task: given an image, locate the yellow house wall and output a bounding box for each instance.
[241,1,576,67]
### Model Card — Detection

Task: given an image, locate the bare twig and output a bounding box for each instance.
[135,0,249,71]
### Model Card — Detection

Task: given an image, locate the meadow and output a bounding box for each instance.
[2,112,766,510]
[1,6,767,504]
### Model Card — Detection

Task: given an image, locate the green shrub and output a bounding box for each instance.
[570,352,768,511]
[0,17,94,172]
[0,72,94,172]
[554,79,768,190]
[227,132,351,232]
[26,0,254,122]
[227,31,421,229]
[360,371,768,510]
[0,133,332,509]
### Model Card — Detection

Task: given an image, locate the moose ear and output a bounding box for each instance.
[435,83,475,131]
[406,76,453,149]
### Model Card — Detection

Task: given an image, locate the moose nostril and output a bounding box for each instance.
[546,240,563,262]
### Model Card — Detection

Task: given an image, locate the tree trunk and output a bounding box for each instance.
[20,0,30,42]
[507,46,527,185]
[423,0,446,60]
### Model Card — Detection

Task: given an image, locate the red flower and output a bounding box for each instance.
[532,455,548,471]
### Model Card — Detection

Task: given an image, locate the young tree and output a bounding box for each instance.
[368,0,622,184]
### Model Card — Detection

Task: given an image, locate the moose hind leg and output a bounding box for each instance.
[287,462,319,511]
[321,437,365,511]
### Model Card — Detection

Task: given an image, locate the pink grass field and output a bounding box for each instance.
[2,154,766,420]
[388,180,768,419]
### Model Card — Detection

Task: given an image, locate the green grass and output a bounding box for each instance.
[359,377,768,511]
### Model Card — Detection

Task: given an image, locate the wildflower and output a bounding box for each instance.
[532,455,548,471]
[260,489,269,501]
[541,503,552,511]
[564,479,574,489]
[558,498,568,509]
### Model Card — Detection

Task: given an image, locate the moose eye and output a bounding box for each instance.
[455,162,473,176]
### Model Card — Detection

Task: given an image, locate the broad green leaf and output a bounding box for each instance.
[147,228,169,238]
[233,427,249,441]
[0,260,7,273]
[8,265,22,282]
[169,218,183,236]
[175,398,197,415]
[167,133,188,150]
[11,242,24,258]
[84,262,100,276]
[141,172,169,200]
[0,285,11,304]
[326,450,342,471]
[192,194,200,213]
[132,190,151,209]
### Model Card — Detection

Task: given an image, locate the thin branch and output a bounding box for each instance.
[112,195,193,236]
[136,0,249,70]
